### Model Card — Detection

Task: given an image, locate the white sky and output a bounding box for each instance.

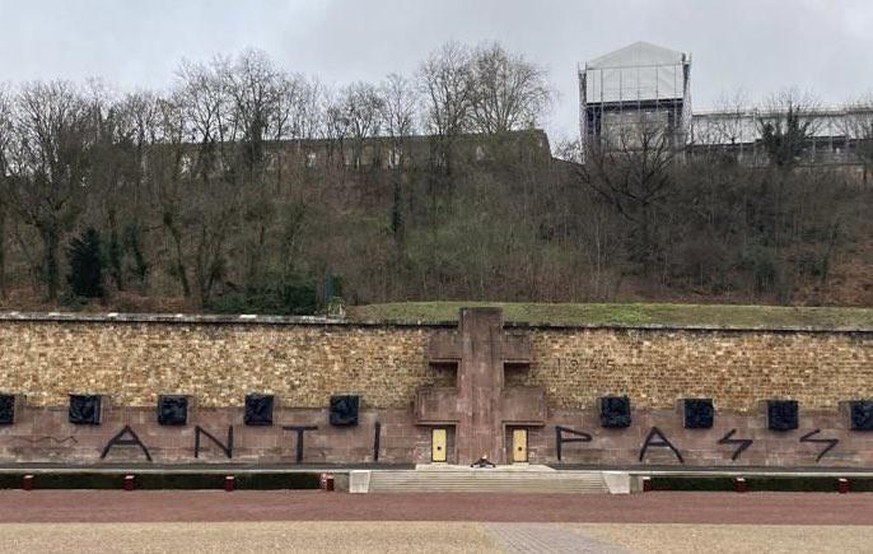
[1,0,872,142]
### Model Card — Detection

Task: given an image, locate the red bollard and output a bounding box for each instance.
[224,475,235,492]
[123,474,135,491]
[734,477,747,493]
[838,478,849,494]
[22,474,34,491]
[320,473,335,491]
[641,476,652,492]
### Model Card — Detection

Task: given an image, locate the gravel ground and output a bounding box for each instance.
[575,524,873,554]
[0,522,501,554]
[0,522,870,553]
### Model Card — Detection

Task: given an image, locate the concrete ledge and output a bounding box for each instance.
[349,470,371,493]
[0,311,346,326]
[414,464,556,472]
[601,471,633,494]
[1,310,871,333]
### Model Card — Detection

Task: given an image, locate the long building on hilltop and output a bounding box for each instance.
[690,105,873,167]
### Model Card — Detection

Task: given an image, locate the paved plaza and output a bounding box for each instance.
[0,491,870,552]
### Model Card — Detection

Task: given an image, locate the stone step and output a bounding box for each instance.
[367,469,611,493]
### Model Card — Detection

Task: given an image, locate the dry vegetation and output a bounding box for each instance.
[0,44,871,316]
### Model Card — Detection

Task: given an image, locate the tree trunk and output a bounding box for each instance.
[0,201,6,300]
[107,208,125,291]
[164,214,190,297]
[40,223,60,301]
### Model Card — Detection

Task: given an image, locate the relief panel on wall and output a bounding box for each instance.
[600,396,632,428]
[850,401,873,431]
[683,398,714,429]
[0,395,14,425]
[244,394,274,426]
[329,395,360,426]
[69,394,102,425]
[157,395,189,426]
[768,400,799,431]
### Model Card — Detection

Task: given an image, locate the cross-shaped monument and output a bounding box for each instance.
[415,308,546,464]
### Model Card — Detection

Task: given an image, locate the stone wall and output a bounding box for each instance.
[0,312,871,467]
[0,310,873,411]
[523,328,873,411]
[539,404,873,468]
[2,315,870,412]
[0,405,423,466]
[0,316,449,408]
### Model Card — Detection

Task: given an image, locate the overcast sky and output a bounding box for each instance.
[1,0,872,141]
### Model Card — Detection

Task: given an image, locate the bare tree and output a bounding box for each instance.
[175,57,235,181]
[418,41,477,186]
[468,43,552,134]
[191,180,239,308]
[419,42,474,137]
[581,115,679,275]
[326,82,384,140]
[380,73,419,140]
[269,74,324,196]
[152,92,192,298]
[690,89,754,163]
[7,81,94,300]
[224,49,284,170]
[0,85,12,298]
[289,76,326,140]
[323,87,348,142]
[115,90,161,197]
[271,72,308,140]
[325,82,385,167]
[224,51,303,288]
[89,90,159,293]
[83,83,128,294]
[378,73,419,244]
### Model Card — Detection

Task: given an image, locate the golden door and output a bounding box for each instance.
[512,429,528,462]
[432,428,447,462]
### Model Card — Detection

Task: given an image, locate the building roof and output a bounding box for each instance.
[587,41,687,69]
[583,42,690,104]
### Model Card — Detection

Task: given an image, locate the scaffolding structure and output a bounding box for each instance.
[690,105,873,166]
[579,41,692,151]
[579,41,873,169]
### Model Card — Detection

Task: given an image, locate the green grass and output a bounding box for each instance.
[347,302,873,329]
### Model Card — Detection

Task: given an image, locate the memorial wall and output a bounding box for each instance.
[0,310,870,467]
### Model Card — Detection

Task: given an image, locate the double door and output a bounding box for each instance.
[430,427,529,463]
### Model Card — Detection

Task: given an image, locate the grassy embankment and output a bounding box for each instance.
[347,302,873,329]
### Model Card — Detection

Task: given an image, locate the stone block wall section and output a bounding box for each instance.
[0,314,445,409]
[0,312,870,412]
[522,328,873,411]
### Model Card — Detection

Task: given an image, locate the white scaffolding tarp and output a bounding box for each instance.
[690,107,873,145]
[585,42,688,103]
